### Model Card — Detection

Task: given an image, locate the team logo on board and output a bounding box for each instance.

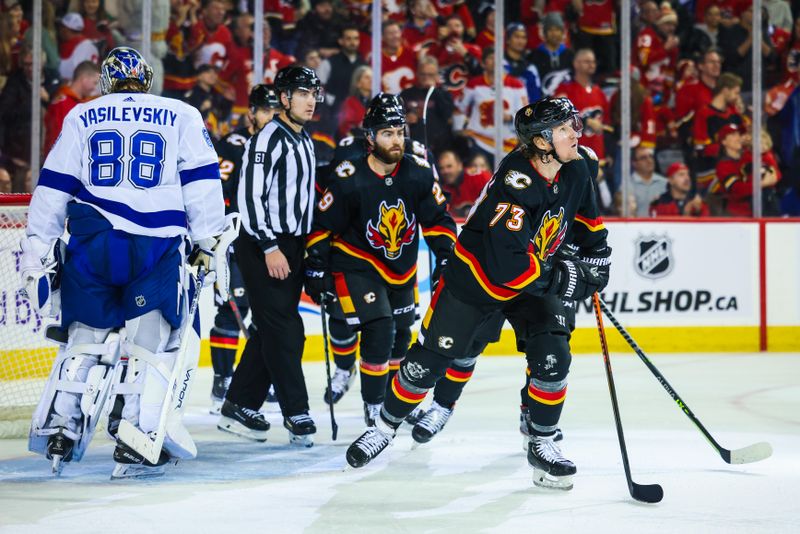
[366,199,416,260]
[634,235,673,279]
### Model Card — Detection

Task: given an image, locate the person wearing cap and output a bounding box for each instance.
[184,63,232,138]
[530,12,575,96]
[650,162,710,217]
[631,145,668,217]
[504,22,543,103]
[57,12,100,81]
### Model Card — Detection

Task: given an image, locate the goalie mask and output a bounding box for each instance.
[99,47,154,95]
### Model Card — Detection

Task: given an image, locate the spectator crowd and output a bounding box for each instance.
[1,0,799,217]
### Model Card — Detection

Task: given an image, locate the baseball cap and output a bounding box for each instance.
[666,162,689,177]
[716,123,741,143]
[59,12,85,32]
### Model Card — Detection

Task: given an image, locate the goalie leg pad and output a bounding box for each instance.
[29,323,118,461]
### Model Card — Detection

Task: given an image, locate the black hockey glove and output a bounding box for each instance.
[431,255,449,293]
[304,256,334,305]
[548,258,605,301]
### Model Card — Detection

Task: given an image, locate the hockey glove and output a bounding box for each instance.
[549,258,605,301]
[304,256,334,305]
[431,255,448,294]
[189,214,240,301]
[19,236,63,317]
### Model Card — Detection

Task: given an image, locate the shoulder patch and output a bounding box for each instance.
[226,133,248,147]
[411,154,431,168]
[580,145,598,161]
[339,136,355,147]
[504,169,532,190]
[411,140,426,157]
[335,160,356,178]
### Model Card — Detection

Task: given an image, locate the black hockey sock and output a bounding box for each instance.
[526,377,567,437]
[431,362,475,408]
[209,333,238,376]
[359,360,389,404]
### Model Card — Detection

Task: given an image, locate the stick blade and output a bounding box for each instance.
[117,420,162,465]
[727,441,773,464]
[631,482,664,504]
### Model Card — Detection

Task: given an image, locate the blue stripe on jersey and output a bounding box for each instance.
[75,189,188,229]
[179,162,221,186]
[38,168,82,196]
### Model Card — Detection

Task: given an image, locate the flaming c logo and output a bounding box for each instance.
[366,199,417,260]
[533,207,567,260]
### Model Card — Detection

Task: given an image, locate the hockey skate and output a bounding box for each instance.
[346,418,395,468]
[527,435,576,491]
[404,405,425,426]
[324,366,356,405]
[411,401,453,446]
[46,431,74,476]
[284,413,316,447]
[363,403,382,426]
[209,375,232,414]
[520,406,562,451]
[111,440,172,480]
[217,400,270,442]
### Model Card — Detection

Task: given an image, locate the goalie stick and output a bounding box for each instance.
[593,293,664,504]
[597,296,773,465]
[117,268,206,464]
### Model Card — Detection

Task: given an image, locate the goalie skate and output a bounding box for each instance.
[527,435,576,491]
[46,432,74,476]
[110,441,172,480]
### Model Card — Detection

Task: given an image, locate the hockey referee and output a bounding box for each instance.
[219,66,322,446]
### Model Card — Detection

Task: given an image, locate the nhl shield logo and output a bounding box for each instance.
[634,235,673,279]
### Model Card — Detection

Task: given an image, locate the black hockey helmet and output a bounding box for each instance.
[274,65,323,102]
[515,97,582,146]
[362,92,406,132]
[249,83,281,110]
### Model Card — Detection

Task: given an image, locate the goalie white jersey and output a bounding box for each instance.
[27,92,225,245]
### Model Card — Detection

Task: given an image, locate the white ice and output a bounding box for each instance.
[1,353,797,534]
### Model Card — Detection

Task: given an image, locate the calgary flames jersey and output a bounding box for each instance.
[214,127,251,214]
[307,153,456,288]
[446,145,608,305]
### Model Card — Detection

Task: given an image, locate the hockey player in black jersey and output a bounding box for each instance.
[209,84,280,417]
[315,94,437,408]
[346,97,611,492]
[305,95,457,427]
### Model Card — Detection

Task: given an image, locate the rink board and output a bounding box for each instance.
[194,219,800,365]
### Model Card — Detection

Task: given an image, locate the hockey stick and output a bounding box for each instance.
[228,295,250,340]
[117,268,205,464]
[319,293,338,441]
[593,293,664,504]
[597,297,773,464]
[421,84,436,294]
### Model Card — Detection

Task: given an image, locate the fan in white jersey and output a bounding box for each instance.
[20,47,229,479]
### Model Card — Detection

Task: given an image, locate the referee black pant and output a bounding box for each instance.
[227,231,309,416]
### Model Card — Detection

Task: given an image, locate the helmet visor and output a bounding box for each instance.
[294,86,325,103]
[545,114,583,143]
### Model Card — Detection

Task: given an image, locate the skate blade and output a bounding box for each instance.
[288,433,314,448]
[51,455,65,477]
[531,468,573,491]
[110,463,167,480]
[217,419,268,442]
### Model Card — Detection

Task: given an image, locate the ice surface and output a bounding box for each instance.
[1,353,797,533]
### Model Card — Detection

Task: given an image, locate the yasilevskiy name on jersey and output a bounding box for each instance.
[78,106,178,128]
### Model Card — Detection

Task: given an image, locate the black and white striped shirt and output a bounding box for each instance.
[238,117,316,253]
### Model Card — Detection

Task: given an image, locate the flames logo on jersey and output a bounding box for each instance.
[533,207,568,260]
[366,199,417,260]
